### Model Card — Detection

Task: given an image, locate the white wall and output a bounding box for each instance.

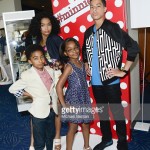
[125,0,140,122]
[0,16,3,28]
[14,0,22,11]
[0,0,22,29]
[0,0,21,14]
[130,0,150,28]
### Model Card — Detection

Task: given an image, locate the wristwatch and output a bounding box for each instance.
[122,69,128,74]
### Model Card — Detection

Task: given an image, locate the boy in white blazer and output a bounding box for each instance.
[9,44,61,150]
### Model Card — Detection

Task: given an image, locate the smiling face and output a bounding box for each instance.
[40,18,52,37]
[90,0,107,21]
[28,50,45,71]
[64,41,80,60]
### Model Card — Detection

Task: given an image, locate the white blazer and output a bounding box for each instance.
[9,66,61,118]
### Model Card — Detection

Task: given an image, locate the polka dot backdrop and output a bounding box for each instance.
[52,0,131,141]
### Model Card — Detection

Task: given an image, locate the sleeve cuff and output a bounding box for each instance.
[14,89,25,98]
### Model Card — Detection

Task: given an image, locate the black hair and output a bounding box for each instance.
[28,11,60,40]
[90,0,106,7]
[25,44,45,60]
[59,38,80,63]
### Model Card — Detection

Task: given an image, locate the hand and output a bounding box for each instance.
[85,63,91,76]
[23,91,33,99]
[52,60,63,70]
[106,68,126,78]
[62,103,70,108]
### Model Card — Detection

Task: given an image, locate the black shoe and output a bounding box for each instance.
[117,141,128,150]
[93,140,113,150]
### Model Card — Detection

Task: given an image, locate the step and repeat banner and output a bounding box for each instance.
[52,0,131,141]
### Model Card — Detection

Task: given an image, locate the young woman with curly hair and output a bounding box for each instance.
[28,11,63,67]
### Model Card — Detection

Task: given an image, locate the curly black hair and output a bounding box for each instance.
[28,11,61,40]
[25,44,45,60]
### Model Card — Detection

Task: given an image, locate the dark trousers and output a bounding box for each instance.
[31,110,55,150]
[92,84,127,145]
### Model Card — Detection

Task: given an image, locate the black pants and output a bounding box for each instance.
[31,110,55,150]
[92,84,127,144]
